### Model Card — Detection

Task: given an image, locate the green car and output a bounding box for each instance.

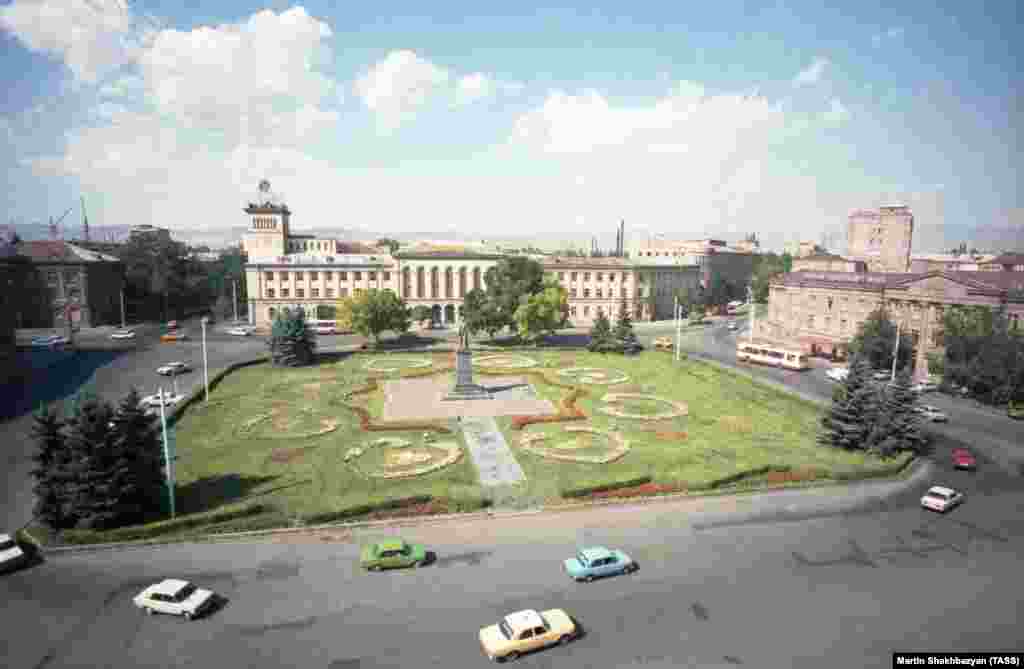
[1008,400,1024,420]
[360,538,428,571]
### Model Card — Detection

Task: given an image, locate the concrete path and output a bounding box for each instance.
[459,416,526,487]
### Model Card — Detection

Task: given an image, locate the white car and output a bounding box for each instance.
[156,362,191,376]
[0,533,28,572]
[911,381,938,394]
[141,392,183,409]
[110,329,136,340]
[914,405,948,422]
[727,321,738,331]
[314,325,336,335]
[920,486,964,513]
[872,371,892,381]
[826,367,849,382]
[134,579,216,620]
[226,327,251,336]
[31,334,69,347]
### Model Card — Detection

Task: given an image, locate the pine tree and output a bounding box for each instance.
[587,309,616,352]
[62,393,117,529]
[107,389,167,525]
[870,369,928,457]
[819,356,881,451]
[269,307,316,366]
[29,404,69,529]
[612,297,637,349]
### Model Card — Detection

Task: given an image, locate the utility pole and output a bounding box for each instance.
[201,316,210,403]
[747,284,755,344]
[232,279,239,324]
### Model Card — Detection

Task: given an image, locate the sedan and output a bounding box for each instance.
[479,609,577,663]
[134,579,216,620]
[140,392,183,409]
[156,362,191,376]
[564,546,636,582]
[160,331,189,342]
[30,334,69,347]
[313,325,336,335]
[226,327,251,336]
[360,538,427,570]
[920,485,964,513]
[914,405,948,422]
[872,371,892,381]
[110,329,136,340]
[727,320,738,331]
[0,533,29,572]
[911,381,938,394]
[826,368,849,382]
[952,448,977,470]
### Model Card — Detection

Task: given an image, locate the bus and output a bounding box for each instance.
[736,342,809,370]
[308,319,339,335]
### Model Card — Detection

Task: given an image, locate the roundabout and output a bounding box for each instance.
[557,367,630,385]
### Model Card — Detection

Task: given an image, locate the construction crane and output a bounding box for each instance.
[49,207,73,240]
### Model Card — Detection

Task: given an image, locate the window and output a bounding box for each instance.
[369,271,376,280]
[296,289,304,298]
[584,289,590,298]
[807,315,814,328]
[840,319,848,331]
[383,271,390,280]
[609,288,615,298]
[570,288,577,297]
[354,271,362,280]
[583,306,590,316]
[266,288,275,298]
[326,288,334,298]
[324,271,332,279]
[280,272,289,281]
[558,272,565,280]
[571,272,578,281]
[295,271,304,280]
[596,288,603,298]
[609,273,616,282]
[584,272,591,281]
[63,270,78,284]
[339,271,348,280]
[596,272,603,281]
[570,306,577,316]
[311,288,319,297]
[265,271,274,280]
[340,288,348,297]
[281,289,289,298]
[310,271,318,280]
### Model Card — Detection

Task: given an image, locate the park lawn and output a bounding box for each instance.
[490,351,891,503]
[172,352,477,520]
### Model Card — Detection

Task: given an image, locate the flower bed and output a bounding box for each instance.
[598,393,689,420]
[364,356,432,373]
[585,482,686,499]
[557,367,630,385]
[473,354,539,369]
[345,437,464,479]
[520,425,630,464]
[509,386,588,430]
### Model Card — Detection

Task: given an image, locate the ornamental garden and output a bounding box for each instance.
[167,349,907,529]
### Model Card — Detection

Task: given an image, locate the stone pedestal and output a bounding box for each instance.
[444,350,492,401]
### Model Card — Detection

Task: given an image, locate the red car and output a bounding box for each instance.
[952,448,976,470]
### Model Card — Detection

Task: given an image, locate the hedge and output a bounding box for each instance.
[562,476,653,499]
[59,503,270,545]
[829,452,915,481]
[707,465,786,489]
[303,495,434,526]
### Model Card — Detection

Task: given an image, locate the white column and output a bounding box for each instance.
[440,304,447,326]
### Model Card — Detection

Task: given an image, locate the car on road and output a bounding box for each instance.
[952,448,977,470]
[30,334,69,347]
[564,546,636,582]
[156,361,191,376]
[166,320,179,329]
[826,367,849,382]
[313,324,337,335]
[653,336,673,351]
[140,391,183,409]
[110,329,136,340]
[920,485,964,513]
[0,533,29,572]
[226,326,252,336]
[911,381,938,394]
[479,608,577,663]
[1009,400,1024,420]
[160,331,189,342]
[872,371,892,381]
[360,538,427,570]
[727,320,738,331]
[914,405,948,422]
[134,579,216,620]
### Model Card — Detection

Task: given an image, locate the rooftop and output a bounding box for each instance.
[504,610,544,634]
[579,546,613,563]
[15,240,122,263]
[777,270,1024,293]
[152,579,190,595]
[376,539,406,552]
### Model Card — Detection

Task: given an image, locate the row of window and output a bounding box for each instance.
[46,270,80,285]
[568,305,644,318]
[265,270,391,281]
[570,288,633,299]
[554,272,632,282]
[265,287,372,299]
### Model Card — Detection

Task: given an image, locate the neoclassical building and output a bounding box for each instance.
[756,270,1024,378]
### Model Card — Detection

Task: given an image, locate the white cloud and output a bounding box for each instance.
[822,98,850,123]
[354,50,450,129]
[792,57,830,87]
[0,0,156,84]
[454,73,493,107]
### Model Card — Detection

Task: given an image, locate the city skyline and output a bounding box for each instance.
[1,1,1020,253]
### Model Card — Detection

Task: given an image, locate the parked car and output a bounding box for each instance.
[166,320,179,329]
[140,391,183,409]
[30,334,69,347]
[0,533,29,572]
[110,329,136,340]
[727,320,738,331]
[156,362,191,376]
[872,371,892,381]
[1009,400,1024,420]
[360,538,427,570]
[826,367,849,382]
[653,336,673,351]
[160,331,189,342]
[314,324,336,335]
[951,448,976,470]
[920,485,964,513]
[914,405,948,422]
[227,327,251,336]
[134,579,216,620]
[911,381,938,394]
[479,609,577,663]
[564,546,636,582]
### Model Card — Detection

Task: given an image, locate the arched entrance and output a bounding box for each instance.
[431,304,442,326]
[444,304,456,325]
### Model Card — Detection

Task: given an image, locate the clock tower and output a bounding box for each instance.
[242,179,291,257]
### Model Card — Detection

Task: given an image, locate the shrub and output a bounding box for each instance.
[440,495,493,513]
[562,476,653,498]
[829,452,914,481]
[708,466,786,489]
[60,503,270,544]
[303,495,433,526]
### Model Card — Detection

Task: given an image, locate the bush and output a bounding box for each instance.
[197,511,292,535]
[60,503,270,544]
[707,466,784,489]
[440,495,493,513]
[303,495,434,526]
[562,476,653,498]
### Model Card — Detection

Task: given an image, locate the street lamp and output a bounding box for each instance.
[201,316,210,402]
[157,387,176,518]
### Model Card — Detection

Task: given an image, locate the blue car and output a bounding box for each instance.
[563,546,636,582]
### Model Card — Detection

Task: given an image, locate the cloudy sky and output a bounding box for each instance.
[1,0,1020,252]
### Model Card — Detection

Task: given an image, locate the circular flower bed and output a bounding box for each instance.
[557,367,630,385]
[472,354,539,369]
[520,426,630,464]
[598,393,688,420]
[345,438,463,479]
[235,407,339,440]
[364,357,433,373]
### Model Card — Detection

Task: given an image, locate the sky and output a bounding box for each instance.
[1,0,1021,253]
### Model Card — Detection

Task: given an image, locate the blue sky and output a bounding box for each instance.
[1,0,1020,252]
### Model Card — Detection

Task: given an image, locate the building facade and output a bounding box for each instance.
[756,270,1024,378]
[12,241,125,328]
[846,206,914,273]
[792,253,867,273]
[629,238,756,295]
[129,225,172,242]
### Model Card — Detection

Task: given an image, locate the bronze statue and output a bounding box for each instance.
[458,322,471,350]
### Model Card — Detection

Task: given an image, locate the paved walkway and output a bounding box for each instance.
[459,416,526,486]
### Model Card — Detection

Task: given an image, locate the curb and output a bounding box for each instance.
[38,459,927,556]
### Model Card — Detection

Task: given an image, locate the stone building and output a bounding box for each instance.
[792,253,867,273]
[756,270,1024,378]
[629,238,756,295]
[846,206,914,273]
[12,241,125,328]
[393,248,502,327]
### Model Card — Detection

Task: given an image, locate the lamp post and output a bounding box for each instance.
[201,316,210,402]
[232,279,239,324]
[157,387,175,518]
[890,320,901,383]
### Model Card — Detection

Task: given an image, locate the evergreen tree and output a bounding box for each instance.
[612,296,637,348]
[29,404,69,529]
[587,309,616,352]
[818,357,881,451]
[62,394,117,529]
[107,389,167,524]
[269,306,316,366]
[869,369,928,457]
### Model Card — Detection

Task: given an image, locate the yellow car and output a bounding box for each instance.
[479,608,577,662]
[653,336,673,350]
[160,331,189,342]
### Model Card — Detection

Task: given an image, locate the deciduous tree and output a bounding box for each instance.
[349,289,410,344]
[513,279,568,343]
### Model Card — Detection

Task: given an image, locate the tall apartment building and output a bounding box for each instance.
[846,206,914,273]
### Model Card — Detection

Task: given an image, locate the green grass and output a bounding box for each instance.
[169,349,902,522]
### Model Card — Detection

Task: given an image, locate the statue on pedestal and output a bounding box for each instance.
[444,322,491,401]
